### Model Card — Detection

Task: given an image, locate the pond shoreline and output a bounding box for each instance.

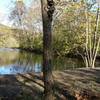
[12,47,43,54]
[13,47,100,60]
[1,47,100,60]
[0,68,100,99]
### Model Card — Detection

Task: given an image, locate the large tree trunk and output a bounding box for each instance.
[41,0,55,100]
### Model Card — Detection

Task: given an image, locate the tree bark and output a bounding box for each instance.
[41,0,55,100]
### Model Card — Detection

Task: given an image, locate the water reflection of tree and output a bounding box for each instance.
[12,51,42,73]
[53,57,85,70]
[0,51,18,66]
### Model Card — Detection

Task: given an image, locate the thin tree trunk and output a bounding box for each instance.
[41,0,55,100]
[85,7,90,68]
[88,17,92,67]
[92,4,100,68]
[92,5,99,58]
[92,37,100,68]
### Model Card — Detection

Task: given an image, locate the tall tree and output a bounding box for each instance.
[41,0,55,100]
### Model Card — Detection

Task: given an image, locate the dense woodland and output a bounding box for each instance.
[0,0,100,69]
[0,0,100,55]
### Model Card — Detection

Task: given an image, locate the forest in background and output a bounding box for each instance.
[0,0,100,57]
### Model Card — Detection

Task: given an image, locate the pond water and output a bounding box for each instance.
[0,48,99,75]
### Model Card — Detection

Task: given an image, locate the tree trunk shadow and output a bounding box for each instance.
[0,75,43,100]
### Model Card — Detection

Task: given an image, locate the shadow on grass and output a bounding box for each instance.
[18,73,77,100]
[0,69,100,100]
[0,74,43,100]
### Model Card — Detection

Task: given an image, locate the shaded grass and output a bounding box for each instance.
[0,68,100,100]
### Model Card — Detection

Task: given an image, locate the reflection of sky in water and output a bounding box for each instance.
[0,48,42,75]
[0,48,99,75]
[0,48,84,74]
[0,48,19,52]
[0,64,42,75]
